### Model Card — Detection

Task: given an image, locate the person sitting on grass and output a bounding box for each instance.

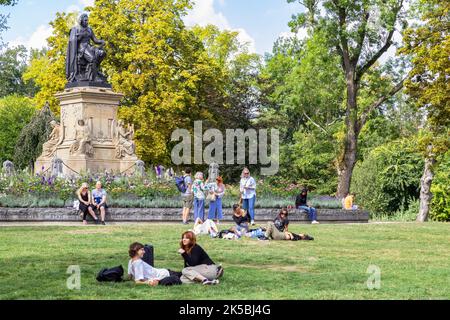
[92,181,107,225]
[128,242,182,286]
[229,204,250,237]
[77,182,99,225]
[263,208,314,241]
[178,231,223,285]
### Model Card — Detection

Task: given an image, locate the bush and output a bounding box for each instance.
[430,151,450,221]
[351,138,424,216]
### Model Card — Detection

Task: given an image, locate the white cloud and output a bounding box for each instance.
[278,27,308,41]
[9,24,53,50]
[184,0,256,53]
[66,5,81,13]
[78,0,95,7]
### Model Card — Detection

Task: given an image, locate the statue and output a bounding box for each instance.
[114,120,135,159]
[2,160,15,177]
[51,157,63,177]
[41,120,64,158]
[135,160,145,177]
[65,13,109,86]
[70,119,94,157]
[208,162,219,182]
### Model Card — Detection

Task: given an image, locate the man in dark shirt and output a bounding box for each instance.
[295,188,319,224]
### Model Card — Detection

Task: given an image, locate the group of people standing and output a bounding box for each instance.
[180,167,320,225]
[180,167,257,225]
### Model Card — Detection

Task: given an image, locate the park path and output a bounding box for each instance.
[0,221,404,227]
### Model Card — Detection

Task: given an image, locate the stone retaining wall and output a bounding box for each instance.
[0,207,369,223]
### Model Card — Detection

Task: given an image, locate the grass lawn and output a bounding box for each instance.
[0,222,449,299]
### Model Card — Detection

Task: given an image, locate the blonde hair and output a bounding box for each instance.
[194,172,204,180]
[78,182,89,196]
[241,167,250,178]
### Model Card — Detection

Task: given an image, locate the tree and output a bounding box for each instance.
[399,0,450,221]
[13,103,56,171]
[0,95,35,164]
[23,13,75,114]
[0,45,37,97]
[258,31,345,192]
[288,0,408,197]
[0,0,18,47]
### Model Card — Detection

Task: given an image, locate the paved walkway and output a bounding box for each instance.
[0,221,405,227]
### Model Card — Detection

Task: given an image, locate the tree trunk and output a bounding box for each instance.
[416,153,436,222]
[337,71,359,198]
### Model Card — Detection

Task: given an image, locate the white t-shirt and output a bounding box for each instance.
[127,259,170,281]
[240,177,256,199]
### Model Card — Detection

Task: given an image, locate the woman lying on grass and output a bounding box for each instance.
[128,242,182,286]
[178,231,224,285]
[263,208,314,241]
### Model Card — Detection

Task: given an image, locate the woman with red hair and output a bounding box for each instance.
[178,231,223,285]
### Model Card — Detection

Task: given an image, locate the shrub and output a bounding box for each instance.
[430,151,450,221]
[351,138,424,216]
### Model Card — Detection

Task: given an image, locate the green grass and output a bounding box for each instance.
[0,222,449,299]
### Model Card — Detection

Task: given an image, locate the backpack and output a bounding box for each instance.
[96,265,124,282]
[142,244,154,267]
[175,176,187,193]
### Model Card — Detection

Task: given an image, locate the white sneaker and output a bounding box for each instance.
[311,220,320,224]
[251,220,255,225]
[202,279,219,285]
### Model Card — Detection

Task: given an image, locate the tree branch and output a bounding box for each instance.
[358,78,405,128]
[356,0,404,81]
[303,111,328,134]
[352,9,370,65]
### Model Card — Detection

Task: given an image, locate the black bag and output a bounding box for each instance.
[142,244,154,267]
[96,265,124,282]
[159,276,182,286]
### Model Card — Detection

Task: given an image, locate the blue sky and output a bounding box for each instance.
[0,0,305,56]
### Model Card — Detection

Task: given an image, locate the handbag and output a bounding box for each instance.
[206,192,216,201]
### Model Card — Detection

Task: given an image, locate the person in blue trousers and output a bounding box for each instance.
[295,188,319,224]
[208,176,225,224]
[239,168,257,225]
[192,172,208,223]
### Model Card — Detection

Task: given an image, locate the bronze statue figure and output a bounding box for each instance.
[65,13,110,87]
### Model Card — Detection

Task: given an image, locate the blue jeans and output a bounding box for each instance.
[194,198,205,221]
[242,195,256,221]
[298,205,317,221]
[208,197,223,220]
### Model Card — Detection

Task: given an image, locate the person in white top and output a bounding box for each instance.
[239,167,257,225]
[127,242,181,286]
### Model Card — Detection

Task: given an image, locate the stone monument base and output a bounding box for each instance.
[34,86,140,176]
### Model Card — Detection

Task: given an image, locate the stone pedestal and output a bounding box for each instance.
[35,87,138,175]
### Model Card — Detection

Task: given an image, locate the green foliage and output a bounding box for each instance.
[430,151,450,221]
[399,0,450,131]
[0,46,37,97]
[351,138,424,216]
[0,95,35,164]
[13,103,56,170]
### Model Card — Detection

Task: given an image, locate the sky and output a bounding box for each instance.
[0,0,306,56]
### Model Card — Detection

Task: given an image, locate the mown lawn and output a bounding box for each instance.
[0,222,448,299]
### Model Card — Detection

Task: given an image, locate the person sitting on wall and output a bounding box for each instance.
[295,187,319,224]
[92,180,107,225]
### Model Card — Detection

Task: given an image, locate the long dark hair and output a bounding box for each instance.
[180,231,196,254]
[276,207,289,220]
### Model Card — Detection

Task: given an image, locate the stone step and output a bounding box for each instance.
[0,207,369,223]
